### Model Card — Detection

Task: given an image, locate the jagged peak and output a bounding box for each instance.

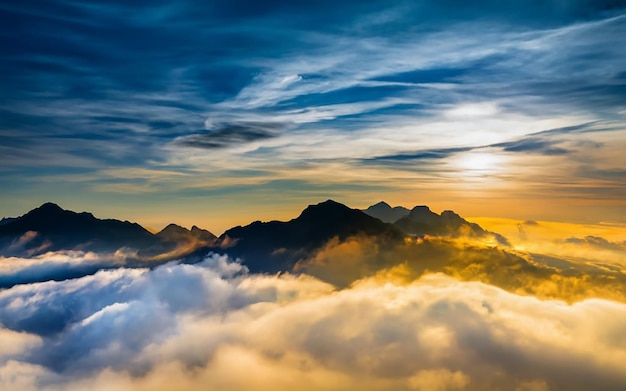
[370,201,391,209]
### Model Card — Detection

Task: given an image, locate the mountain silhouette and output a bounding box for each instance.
[0,217,17,226]
[0,203,218,258]
[0,203,160,256]
[394,205,509,245]
[212,199,404,272]
[0,200,511,285]
[156,223,216,244]
[363,201,410,223]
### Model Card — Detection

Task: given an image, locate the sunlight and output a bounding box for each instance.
[452,151,507,176]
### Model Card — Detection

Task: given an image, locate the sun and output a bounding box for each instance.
[452,151,506,176]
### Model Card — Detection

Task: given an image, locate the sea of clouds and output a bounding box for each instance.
[1,252,626,391]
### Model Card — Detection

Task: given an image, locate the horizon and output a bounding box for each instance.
[6,198,626,239]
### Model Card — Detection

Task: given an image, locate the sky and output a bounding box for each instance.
[1,0,626,233]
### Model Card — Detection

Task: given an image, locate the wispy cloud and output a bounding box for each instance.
[173,121,286,149]
[1,1,625,225]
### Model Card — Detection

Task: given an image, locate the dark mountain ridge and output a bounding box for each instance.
[214,199,405,272]
[0,203,157,255]
[0,203,215,258]
[1,200,509,276]
[363,202,509,245]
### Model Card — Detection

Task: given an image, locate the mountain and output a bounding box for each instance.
[394,205,509,245]
[156,223,216,246]
[211,200,404,272]
[363,201,410,223]
[1,200,509,274]
[0,217,17,226]
[0,203,160,256]
[0,203,217,258]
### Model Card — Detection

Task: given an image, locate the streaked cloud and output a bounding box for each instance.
[1,1,625,228]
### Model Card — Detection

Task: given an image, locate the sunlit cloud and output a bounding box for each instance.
[1,254,626,390]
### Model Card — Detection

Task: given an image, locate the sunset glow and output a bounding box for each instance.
[1,1,625,390]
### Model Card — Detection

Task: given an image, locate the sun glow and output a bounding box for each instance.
[452,151,507,176]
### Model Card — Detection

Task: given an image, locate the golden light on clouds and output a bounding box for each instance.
[2,2,626,390]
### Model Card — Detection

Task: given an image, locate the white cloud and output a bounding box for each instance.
[0,254,625,390]
[0,250,131,289]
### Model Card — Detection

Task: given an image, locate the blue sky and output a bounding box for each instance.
[1,0,625,232]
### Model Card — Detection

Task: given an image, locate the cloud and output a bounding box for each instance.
[564,235,626,252]
[0,251,121,289]
[294,234,626,303]
[173,122,286,149]
[1,3,626,239]
[1,253,626,390]
[493,137,570,155]
[364,146,474,163]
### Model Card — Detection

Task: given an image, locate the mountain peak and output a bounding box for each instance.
[219,199,403,273]
[298,199,350,218]
[35,202,64,213]
[21,202,72,221]
[409,205,438,217]
[158,223,189,236]
[363,201,410,223]
[0,203,158,256]
[372,201,391,209]
[441,210,462,219]
[319,199,345,207]
[190,225,217,240]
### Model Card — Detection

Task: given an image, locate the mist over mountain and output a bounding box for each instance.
[396,206,510,245]
[364,202,510,245]
[4,199,623,300]
[2,200,626,391]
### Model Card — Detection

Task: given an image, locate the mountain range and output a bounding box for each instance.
[6,200,625,304]
[363,201,509,245]
[0,199,508,275]
[0,202,217,259]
